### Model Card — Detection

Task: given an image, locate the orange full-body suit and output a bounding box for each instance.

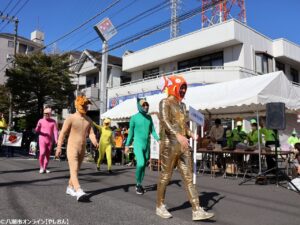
[56,96,98,191]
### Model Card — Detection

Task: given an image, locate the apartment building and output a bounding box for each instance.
[0,30,44,84]
[107,19,300,108]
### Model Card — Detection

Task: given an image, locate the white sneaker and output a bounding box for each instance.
[39,168,44,174]
[66,186,76,197]
[75,188,87,201]
[45,169,50,173]
[156,204,172,219]
[192,207,214,221]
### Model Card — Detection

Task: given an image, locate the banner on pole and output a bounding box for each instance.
[2,131,23,147]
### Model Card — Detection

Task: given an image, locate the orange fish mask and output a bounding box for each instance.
[161,75,187,101]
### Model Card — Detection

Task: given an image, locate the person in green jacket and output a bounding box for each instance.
[260,118,279,171]
[232,121,247,148]
[247,119,262,146]
[288,129,300,147]
[247,119,262,165]
[125,98,160,195]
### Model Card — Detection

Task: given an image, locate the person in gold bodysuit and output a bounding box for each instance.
[56,95,98,201]
[156,75,214,221]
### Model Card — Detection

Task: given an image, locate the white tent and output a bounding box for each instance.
[102,71,300,120]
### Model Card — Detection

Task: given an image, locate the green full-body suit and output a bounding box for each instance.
[125,99,160,185]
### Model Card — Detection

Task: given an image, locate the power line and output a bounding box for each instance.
[1,0,13,13]
[69,0,171,51]
[42,0,122,51]
[13,0,30,17]
[0,0,29,32]
[66,0,225,71]
[6,0,21,15]
[61,0,141,51]
[1,0,224,74]
[104,0,225,54]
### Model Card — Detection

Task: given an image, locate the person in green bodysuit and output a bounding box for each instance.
[125,98,160,195]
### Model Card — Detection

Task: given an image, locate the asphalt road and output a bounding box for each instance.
[0,156,299,225]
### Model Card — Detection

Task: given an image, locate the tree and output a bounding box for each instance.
[5,52,76,129]
[0,84,10,121]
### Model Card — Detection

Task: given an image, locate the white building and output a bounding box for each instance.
[107,19,300,108]
[0,30,44,84]
[66,49,123,121]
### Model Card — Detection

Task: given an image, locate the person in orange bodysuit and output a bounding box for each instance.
[56,95,98,201]
[156,75,214,221]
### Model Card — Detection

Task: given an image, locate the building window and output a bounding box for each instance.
[19,44,27,53]
[255,53,273,74]
[143,67,159,79]
[27,46,35,52]
[8,41,14,48]
[120,75,131,85]
[178,52,223,70]
[275,61,285,73]
[291,68,299,83]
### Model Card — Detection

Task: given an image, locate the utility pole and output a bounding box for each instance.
[94,17,117,124]
[0,12,19,126]
[100,41,108,123]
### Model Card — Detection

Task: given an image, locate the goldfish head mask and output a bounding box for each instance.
[161,75,187,101]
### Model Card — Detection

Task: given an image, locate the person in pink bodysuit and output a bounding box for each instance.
[35,108,58,174]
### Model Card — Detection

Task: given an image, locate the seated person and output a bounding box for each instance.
[260,118,279,171]
[232,121,247,148]
[209,119,225,169]
[247,119,262,166]
[288,129,300,148]
[209,119,224,146]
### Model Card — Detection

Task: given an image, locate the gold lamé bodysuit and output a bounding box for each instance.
[157,95,200,211]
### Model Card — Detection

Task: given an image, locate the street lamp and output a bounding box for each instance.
[94,17,117,124]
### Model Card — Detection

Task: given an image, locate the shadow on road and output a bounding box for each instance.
[168,191,224,213]
[144,179,182,192]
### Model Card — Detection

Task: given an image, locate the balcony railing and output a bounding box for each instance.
[117,66,258,88]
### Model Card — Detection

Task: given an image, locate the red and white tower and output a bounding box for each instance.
[201,0,246,28]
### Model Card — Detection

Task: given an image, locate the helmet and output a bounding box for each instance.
[236,121,242,126]
[161,75,187,101]
[250,119,257,124]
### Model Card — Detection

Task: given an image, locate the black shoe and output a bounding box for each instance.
[108,170,113,174]
[135,185,144,195]
[96,167,100,171]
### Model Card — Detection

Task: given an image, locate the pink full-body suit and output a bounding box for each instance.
[35,118,58,170]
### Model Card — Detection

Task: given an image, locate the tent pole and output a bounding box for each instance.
[256,109,262,174]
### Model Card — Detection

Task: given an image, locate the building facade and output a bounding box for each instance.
[63,49,123,122]
[0,30,44,84]
[107,19,300,108]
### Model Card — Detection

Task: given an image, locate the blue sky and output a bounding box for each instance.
[0,0,299,57]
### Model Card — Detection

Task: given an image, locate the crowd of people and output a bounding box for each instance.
[206,116,300,176]
[2,75,300,221]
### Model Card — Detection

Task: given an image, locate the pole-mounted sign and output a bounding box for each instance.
[94,17,117,41]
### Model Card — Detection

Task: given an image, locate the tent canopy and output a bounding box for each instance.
[101,71,300,120]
